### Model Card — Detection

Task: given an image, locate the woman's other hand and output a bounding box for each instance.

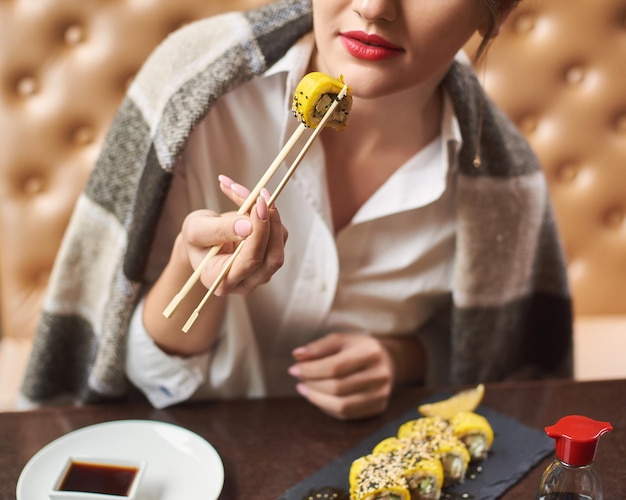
[289,332,394,420]
[289,332,425,420]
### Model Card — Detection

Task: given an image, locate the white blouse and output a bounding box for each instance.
[126,34,462,408]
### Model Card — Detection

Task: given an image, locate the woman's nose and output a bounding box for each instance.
[351,0,397,22]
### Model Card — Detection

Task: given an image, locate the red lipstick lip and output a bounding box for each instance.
[342,31,402,49]
[340,31,404,61]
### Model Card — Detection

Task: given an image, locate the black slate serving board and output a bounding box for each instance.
[279,394,553,500]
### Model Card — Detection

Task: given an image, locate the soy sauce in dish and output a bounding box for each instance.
[59,461,138,496]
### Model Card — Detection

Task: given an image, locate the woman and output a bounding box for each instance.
[21,0,572,419]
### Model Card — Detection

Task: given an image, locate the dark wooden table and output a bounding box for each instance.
[2,378,625,500]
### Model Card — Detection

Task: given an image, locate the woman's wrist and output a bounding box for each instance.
[376,335,426,386]
[142,234,226,356]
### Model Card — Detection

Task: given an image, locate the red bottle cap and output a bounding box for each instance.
[545,415,612,467]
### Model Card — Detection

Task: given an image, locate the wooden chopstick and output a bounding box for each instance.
[167,84,350,332]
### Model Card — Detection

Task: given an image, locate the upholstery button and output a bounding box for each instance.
[517,115,539,134]
[64,24,85,45]
[556,162,579,183]
[604,207,625,228]
[16,76,37,97]
[514,13,537,34]
[72,125,95,146]
[22,175,45,196]
[564,65,586,86]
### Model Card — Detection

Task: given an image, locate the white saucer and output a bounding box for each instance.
[17,419,224,500]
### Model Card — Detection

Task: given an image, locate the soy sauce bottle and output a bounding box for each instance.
[536,415,612,500]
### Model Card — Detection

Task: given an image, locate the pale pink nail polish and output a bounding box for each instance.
[292,346,307,356]
[218,174,233,187]
[230,183,250,198]
[234,219,252,237]
[256,196,268,220]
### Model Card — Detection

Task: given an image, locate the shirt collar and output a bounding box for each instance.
[353,93,461,224]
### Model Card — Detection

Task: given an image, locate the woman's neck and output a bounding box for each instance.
[320,82,445,233]
[322,80,445,171]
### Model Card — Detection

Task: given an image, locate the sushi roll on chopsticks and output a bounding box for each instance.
[292,72,352,130]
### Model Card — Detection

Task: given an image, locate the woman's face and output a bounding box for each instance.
[311,0,488,99]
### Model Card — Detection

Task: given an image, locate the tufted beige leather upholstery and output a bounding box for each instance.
[0,0,272,410]
[473,0,626,316]
[468,0,626,381]
[0,0,624,409]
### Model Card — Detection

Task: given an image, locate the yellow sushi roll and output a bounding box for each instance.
[349,452,411,500]
[449,411,494,461]
[402,454,444,500]
[370,436,443,499]
[349,455,369,498]
[372,435,434,467]
[395,416,469,486]
[397,416,451,440]
[291,72,352,130]
[426,434,471,487]
[372,436,406,455]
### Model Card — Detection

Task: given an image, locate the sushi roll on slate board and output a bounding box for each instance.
[397,417,470,486]
[449,411,494,462]
[348,386,495,499]
[349,453,411,500]
[349,447,443,500]
[397,417,450,440]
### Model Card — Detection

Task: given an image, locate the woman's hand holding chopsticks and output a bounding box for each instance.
[163,76,350,331]
[200,175,288,297]
[141,175,287,356]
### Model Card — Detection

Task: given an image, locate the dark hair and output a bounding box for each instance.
[476,0,520,58]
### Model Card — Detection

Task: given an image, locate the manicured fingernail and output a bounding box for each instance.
[218,174,234,188]
[256,196,268,220]
[230,183,250,198]
[296,383,308,397]
[288,364,301,377]
[261,188,271,202]
[292,346,307,357]
[234,219,252,237]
